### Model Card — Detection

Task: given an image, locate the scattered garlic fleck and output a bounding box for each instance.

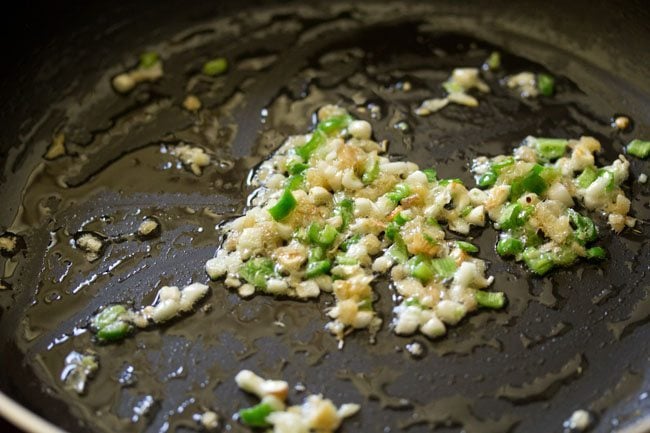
[405,341,424,358]
[564,409,592,431]
[183,95,202,112]
[60,351,98,395]
[200,410,219,430]
[44,133,67,160]
[0,233,20,257]
[175,145,211,176]
[639,173,647,184]
[75,232,105,262]
[137,217,160,239]
[112,61,163,94]
[612,115,630,131]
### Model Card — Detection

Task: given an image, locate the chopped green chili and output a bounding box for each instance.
[202,57,228,76]
[626,139,650,159]
[362,157,380,185]
[386,237,408,264]
[478,171,497,188]
[308,223,338,247]
[339,234,361,252]
[296,130,326,161]
[408,255,434,282]
[456,241,478,253]
[92,305,133,343]
[386,183,411,204]
[287,161,309,175]
[537,73,555,96]
[239,258,275,289]
[139,52,159,69]
[422,168,437,182]
[576,166,598,189]
[239,403,274,428]
[285,174,304,191]
[568,209,598,244]
[510,164,547,199]
[496,237,525,257]
[498,203,526,230]
[586,246,606,260]
[522,247,555,275]
[317,114,353,135]
[430,257,457,279]
[306,259,332,278]
[475,290,506,309]
[485,51,501,70]
[334,198,354,231]
[533,138,568,161]
[268,189,297,221]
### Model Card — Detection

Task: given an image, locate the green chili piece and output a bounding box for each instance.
[568,209,598,244]
[306,259,331,278]
[456,241,478,253]
[386,183,411,204]
[239,258,275,289]
[339,234,361,252]
[334,198,354,231]
[385,222,400,241]
[362,157,380,185]
[491,157,515,175]
[626,139,650,159]
[478,171,497,188]
[139,52,159,69]
[239,403,274,427]
[522,247,555,275]
[499,203,525,230]
[485,51,501,70]
[317,114,353,135]
[335,254,358,266]
[285,174,304,191]
[510,164,547,199]
[92,305,133,343]
[553,245,578,267]
[296,129,326,161]
[430,257,457,279]
[287,162,309,175]
[97,321,133,342]
[537,73,555,96]
[576,166,598,189]
[422,168,437,182]
[387,237,408,264]
[268,189,297,221]
[92,305,128,330]
[202,57,228,76]
[496,237,525,257]
[308,223,338,247]
[408,255,434,282]
[475,290,506,309]
[586,246,606,260]
[534,138,568,161]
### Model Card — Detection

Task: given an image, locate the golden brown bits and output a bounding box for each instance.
[612,115,631,131]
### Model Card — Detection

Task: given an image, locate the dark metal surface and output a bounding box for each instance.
[0,1,649,433]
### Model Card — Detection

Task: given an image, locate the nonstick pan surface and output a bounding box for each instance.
[0,1,649,433]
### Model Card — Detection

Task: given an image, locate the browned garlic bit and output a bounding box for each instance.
[416,67,490,116]
[174,145,211,176]
[0,232,22,258]
[183,95,203,112]
[74,232,105,262]
[612,115,631,131]
[44,132,67,160]
[137,217,161,239]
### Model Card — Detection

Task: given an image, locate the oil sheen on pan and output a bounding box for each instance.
[0,3,648,433]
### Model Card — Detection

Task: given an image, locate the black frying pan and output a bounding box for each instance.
[0,1,649,432]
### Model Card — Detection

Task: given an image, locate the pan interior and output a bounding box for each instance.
[0,3,649,433]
